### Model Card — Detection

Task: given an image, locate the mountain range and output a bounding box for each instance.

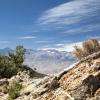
[0,48,76,74]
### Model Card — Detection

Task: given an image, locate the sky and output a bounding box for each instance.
[0,0,100,51]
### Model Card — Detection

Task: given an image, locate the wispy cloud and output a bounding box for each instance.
[35,40,53,43]
[56,42,82,52]
[40,38,100,52]
[56,39,100,52]
[63,23,100,34]
[40,41,82,52]
[38,0,100,34]
[19,36,36,39]
[0,41,10,44]
[55,44,65,46]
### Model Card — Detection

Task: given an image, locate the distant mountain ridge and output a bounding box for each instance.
[0,48,76,74]
[0,48,14,55]
[24,49,76,74]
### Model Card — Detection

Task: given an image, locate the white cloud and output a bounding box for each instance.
[55,44,65,46]
[40,38,100,52]
[40,41,82,52]
[63,23,100,34]
[38,0,100,33]
[35,40,53,43]
[19,36,36,39]
[0,41,10,44]
[39,0,99,25]
[56,42,82,52]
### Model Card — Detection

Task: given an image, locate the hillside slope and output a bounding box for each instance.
[0,50,100,100]
[35,51,100,100]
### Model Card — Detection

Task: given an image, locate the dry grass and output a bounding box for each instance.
[73,39,100,60]
[73,46,83,60]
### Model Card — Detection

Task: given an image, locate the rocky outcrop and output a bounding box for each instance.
[59,51,100,100]
[66,72,100,100]
[0,51,100,100]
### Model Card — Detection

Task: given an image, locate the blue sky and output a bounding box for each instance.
[0,0,100,51]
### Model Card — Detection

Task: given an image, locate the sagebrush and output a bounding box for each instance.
[73,39,100,60]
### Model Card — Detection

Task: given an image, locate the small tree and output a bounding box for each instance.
[15,45,25,67]
[0,45,26,78]
[0,45,36,78]
[8,45,25,70]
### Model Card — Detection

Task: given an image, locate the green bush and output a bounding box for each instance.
[0,45,25,78]
[0,45,38,78]
[8,80,22,100]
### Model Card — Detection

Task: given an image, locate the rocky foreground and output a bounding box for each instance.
[0,51,100,100]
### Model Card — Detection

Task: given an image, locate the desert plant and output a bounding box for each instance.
[73,38,100,60]
[0,45,43,78]
[15,45,25,67]
[90,38,100,52]
[73,46,83,60]
[83,39,100,55]
[82,40,93,55]
[0,45,26,78]
[8,80,22,100]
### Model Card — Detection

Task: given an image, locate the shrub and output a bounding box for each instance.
[0,45,43,78]
[8,80,22,100]
[73,46,83,60]
[90,39,100,52]
[0,45,25,78]
[73,39,100,60]
[82,40,93,56]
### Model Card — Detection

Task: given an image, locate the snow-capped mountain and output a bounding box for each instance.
[24,49,76,74]
[0,48,76,74]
